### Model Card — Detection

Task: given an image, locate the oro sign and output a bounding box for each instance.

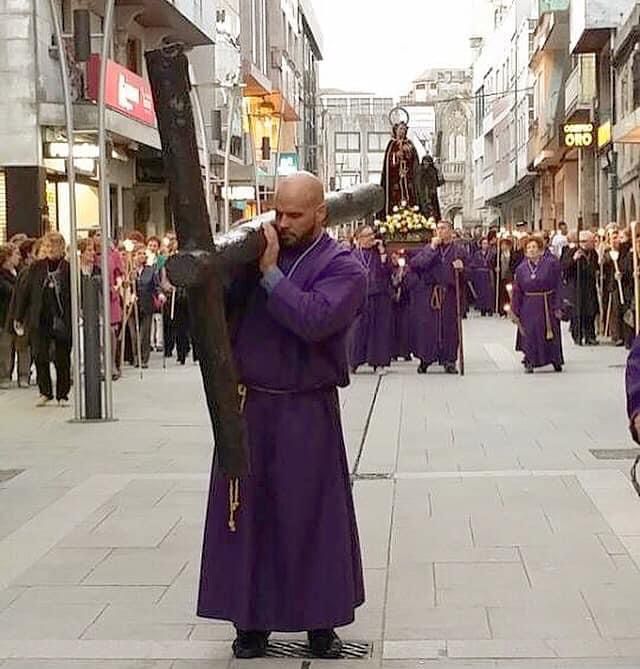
[562,123,594,149]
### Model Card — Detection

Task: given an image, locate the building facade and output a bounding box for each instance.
[0,0,216,243]
[472,0,539,230]
[318,90,394,192]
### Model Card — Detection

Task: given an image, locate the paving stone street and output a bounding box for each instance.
[2,317,640,668]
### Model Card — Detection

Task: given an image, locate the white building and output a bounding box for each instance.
[472,0,539,229]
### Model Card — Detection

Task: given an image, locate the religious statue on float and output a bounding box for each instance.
[379,107,420,218]
[417,154,445,221]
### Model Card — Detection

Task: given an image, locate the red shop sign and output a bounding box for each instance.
[87,55,156,127]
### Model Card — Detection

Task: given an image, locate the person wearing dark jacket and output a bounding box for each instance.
[128,244,164,368]
[0,243,21,388]
[561,230,600,346]
[14,232,72,406]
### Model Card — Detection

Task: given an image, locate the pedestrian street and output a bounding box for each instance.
[2,316,640,668]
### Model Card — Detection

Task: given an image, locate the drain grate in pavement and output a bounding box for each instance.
[0,469,23,483]
[265,641,371,659]
[590,449,640,460]
[352,472,392,481]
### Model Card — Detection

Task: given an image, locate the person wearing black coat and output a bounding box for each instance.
[0,243,21,388]
[561,231,600,346]
[14,232,72,406]
[128,245,164,368]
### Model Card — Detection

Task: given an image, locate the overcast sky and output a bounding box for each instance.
[315,0,475,99]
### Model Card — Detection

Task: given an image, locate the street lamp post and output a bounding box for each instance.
[98,0,116,420]
[48,0,82,421]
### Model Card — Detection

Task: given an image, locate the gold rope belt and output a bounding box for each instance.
[228,384,247,533]
[431,285,445,310]
[525,290,555,341]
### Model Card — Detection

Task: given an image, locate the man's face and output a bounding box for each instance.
[437,223,453,243]
[559,224,568,235]
[580,235,595,251]
[93,234,102,254]
[274,185,322,247]
[147,240,159,254]
[359,228,376,249]
[481,239,489,252]
[609,231,620,249]
[135,249,147,266]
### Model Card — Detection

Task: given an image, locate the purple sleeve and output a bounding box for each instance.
[626,338,640,441]
[266,257,367,343]
[511,269,522,319]
[410,247,438,273]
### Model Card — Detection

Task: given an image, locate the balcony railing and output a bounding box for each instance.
[565,55,596,117]
[442,161,465,181]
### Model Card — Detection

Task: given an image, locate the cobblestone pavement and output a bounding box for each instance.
[1,316,640,668]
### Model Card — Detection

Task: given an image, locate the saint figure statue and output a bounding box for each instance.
[379,121,420,218]
[418,154,444,221]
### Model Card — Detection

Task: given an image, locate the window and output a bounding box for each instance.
[126,38,141,74]
[335,132,360,152]
[368,153,384,172]
[475,87,485,137]
[368,132,388,152]
[335,153,361,172]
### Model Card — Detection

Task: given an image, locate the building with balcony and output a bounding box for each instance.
[471,0,538,230]
[612,3,640,226]
[235,0,322,214]
[528,0,572,230]
[0,0,215,243]
[569,0,634,228]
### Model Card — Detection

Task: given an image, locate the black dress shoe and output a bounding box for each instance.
[444,363,459,375]
[232,630,269,659]
[308,629,343,659]
[585,338,599,346]
[417,361,428,374]
[553,363,563,373]
[524,363,534,374]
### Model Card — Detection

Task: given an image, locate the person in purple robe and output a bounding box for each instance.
[390,251,412,361]
[409,221,467,375]
[511,236,564,374]
[197,173,367,660]
[626,336,640,442]
[349,226,393,373]
[471,238,496,316]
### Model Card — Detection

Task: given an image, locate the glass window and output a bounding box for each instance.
[368,132,388,152]
[335,152,361,172]
[335,132,360,152]
[368,153,384,171]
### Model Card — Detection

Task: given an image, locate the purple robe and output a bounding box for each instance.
[349,248,393,368]
[511,253,564,369]
[626,337,640,441]
[409,242,467,366]
[391,266,411,359]
[471,249,496,314]
[197,233,367,632]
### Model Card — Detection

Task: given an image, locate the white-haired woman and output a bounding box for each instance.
[14,232,72,407]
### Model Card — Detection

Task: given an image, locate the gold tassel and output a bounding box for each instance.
[228,478,240,532]
[228,384,247,533]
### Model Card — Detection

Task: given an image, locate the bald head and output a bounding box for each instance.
[274,171,327,247]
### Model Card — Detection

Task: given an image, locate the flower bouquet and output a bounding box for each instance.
[374,202,436,244]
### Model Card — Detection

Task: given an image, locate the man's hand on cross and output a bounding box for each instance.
[260,223,280,274]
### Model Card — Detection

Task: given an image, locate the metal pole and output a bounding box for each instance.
[273,96,285,192]
[98,0,115,419]
[632,221,640,336]
[223,85,237,232]
[247,110,262,216]
[189,68,214,235]
[48,0,82,421]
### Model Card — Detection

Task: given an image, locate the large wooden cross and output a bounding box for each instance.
[145,45,384,478]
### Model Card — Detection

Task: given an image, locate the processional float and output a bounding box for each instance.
[145,45,384,481]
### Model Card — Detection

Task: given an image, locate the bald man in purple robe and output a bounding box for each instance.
[410,221,467,374]
[197,173,367,660]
